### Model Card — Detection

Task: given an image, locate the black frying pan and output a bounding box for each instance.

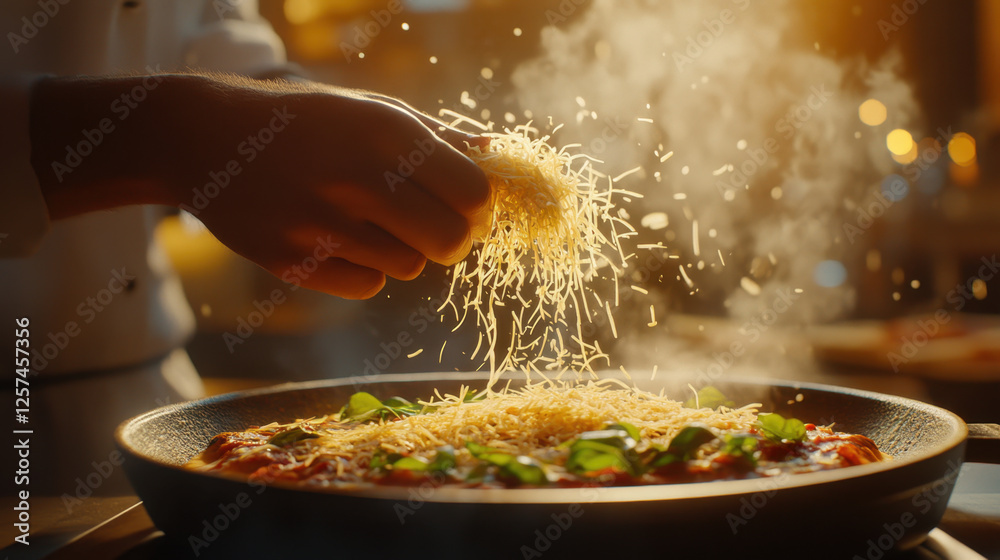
[115,372,999,559]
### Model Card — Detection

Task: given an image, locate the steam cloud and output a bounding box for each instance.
[510,0,920,376]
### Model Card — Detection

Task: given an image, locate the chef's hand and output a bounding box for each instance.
[31,73,492,299]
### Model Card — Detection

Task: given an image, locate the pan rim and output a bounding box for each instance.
[115,372,969,505]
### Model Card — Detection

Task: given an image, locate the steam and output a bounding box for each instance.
[510,0,920,377]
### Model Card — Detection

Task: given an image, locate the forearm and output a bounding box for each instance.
[23,71,490,298]
[29,74,210,219]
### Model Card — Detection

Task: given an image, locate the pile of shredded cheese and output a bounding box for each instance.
[438,116,639,386]
[206,382,759,483]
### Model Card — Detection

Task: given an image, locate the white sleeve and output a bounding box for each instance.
[0,75,49,258]
[182,0,288,76]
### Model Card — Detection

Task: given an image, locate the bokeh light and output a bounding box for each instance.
[886,129,914,156]
[972,278,988,300]
[948,132,977,166]
[284,0,326,24]
[858,99,887,126]
[814,260,847,288]
[891,143,918,165]
[866,249,881,272]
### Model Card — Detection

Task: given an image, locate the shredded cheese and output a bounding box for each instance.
[445,122,633,387]
[197,383,760,482]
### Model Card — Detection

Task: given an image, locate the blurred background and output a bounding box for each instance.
[160,0,999,420]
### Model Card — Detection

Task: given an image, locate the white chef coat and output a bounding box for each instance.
[0,0,287,375]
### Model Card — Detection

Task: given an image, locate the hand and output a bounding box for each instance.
[32,74,492,299]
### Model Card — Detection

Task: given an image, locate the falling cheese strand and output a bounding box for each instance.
[445,123,634,388]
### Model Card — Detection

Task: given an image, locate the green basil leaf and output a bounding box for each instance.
[605,422,641,442]
[344,392,384,420]
[504,456,548,485]
[757,413,806,442]
[647,425,716,467]
[391,456,430,471]
[683,386,736,410]
[722,435,759,467]
[465,463,490,483]
[267,426,319,447]
[465,442,547,485]
[377,447,455,473]
[427,447,456,472]
[376,396,420,418]
[385,405,422,418]
[576,429,637,450]
[370,450,402,470]
[341,392,430,422]
[466,441,500,459]
[382,396,413,408]
[651,452,681,468]
[666,424,717,458]
[567,440,636,475]
[568,448,622,472]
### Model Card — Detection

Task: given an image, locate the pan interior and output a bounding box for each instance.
[117,372,966,501]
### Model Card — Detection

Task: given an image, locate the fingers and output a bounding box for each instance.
[229,233,389,300]
[290,257,386,300]
[369,100,492,218]
[322,179,473,267]
[381,116,492,220]
[284,222,427,281]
